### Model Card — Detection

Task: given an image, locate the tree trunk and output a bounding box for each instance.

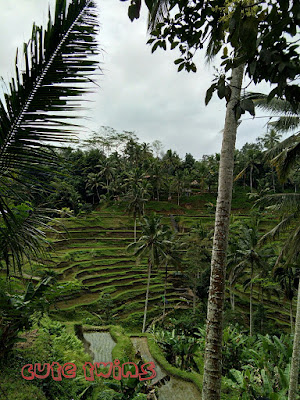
[193,283,197,314]
[202,64,244,400]
[230,282,235,311]
[142,260,151,333]
[163,262,168,317]
[134,216,137,243]
[250,164,253,192]
[288,278,300,400]
[271,167,276,193]
[290,299,294,333]
[250,263,254,337]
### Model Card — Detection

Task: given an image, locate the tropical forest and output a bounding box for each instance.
[0,1,299,400]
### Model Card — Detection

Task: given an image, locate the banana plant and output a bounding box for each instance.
[0,276,52,358]
[0,0,99,274]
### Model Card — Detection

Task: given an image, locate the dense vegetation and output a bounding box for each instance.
[1,127,299,399]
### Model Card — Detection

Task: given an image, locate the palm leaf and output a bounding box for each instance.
[0,0,99,273]
[0,206,58,274]
[234,166,247,182]
[255,193,300,213]
[270,135,300,182]
[0,0,99,175]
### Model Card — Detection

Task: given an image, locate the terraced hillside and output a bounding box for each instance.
[42,209,196,327]
[25,199,294,331]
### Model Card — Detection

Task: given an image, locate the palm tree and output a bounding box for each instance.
[0,0,99,274]
[125,182,150,242]
[235,144,261,192]
[150,159,164,201]
[259,129,282,192]
[161,236,182,317]
[229,220,272,336]
[85,172,102,203]
[128,214,171,332]
[274,264,299,333]
[96,158,117,196]
[185,223,211,314]
[259,129,282,150]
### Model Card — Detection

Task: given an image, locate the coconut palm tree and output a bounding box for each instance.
[96,158,117,197]
[161,235,182,317]
[0,0,99,274]
[274,264,299,333]
[85,172,102,203]
[235,144,262,192]
[125,182,150,242]
[128,214,171,332]
[229,220,272,336]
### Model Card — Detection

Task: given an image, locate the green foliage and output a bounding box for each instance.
[0,277,52,358]
[146,333,202,391]
[109,325,136,361]
[223,331,294,399]
[154,327,198,370]
[0,316,91,400]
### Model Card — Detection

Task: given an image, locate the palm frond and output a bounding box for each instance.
[268,117,300,133]
[264,133,300,162]
[255,193,300,213]
[274,225,300,268]
[0,206,57,274]
[0,0,99,178]
[234,166,247,182]
[0,0,99,274]
[271,137,300,182]
[245,92,300,116]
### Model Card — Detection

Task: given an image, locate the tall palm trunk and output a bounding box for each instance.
[288,278,300,400]
[193,282,197,314]
[250,164,253,192]
[134,215,137,243]
[163,262,168,317]
[230,281,235,311]
[271,166,276,193]
[202,64,244,400]
[250,262,254,337]
[142,260,152,333]
[96,186,101,203]
[290,299,294,333]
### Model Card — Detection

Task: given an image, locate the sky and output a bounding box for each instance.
[0,0,278,159]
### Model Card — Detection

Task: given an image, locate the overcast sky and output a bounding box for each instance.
[0,0,277,159]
